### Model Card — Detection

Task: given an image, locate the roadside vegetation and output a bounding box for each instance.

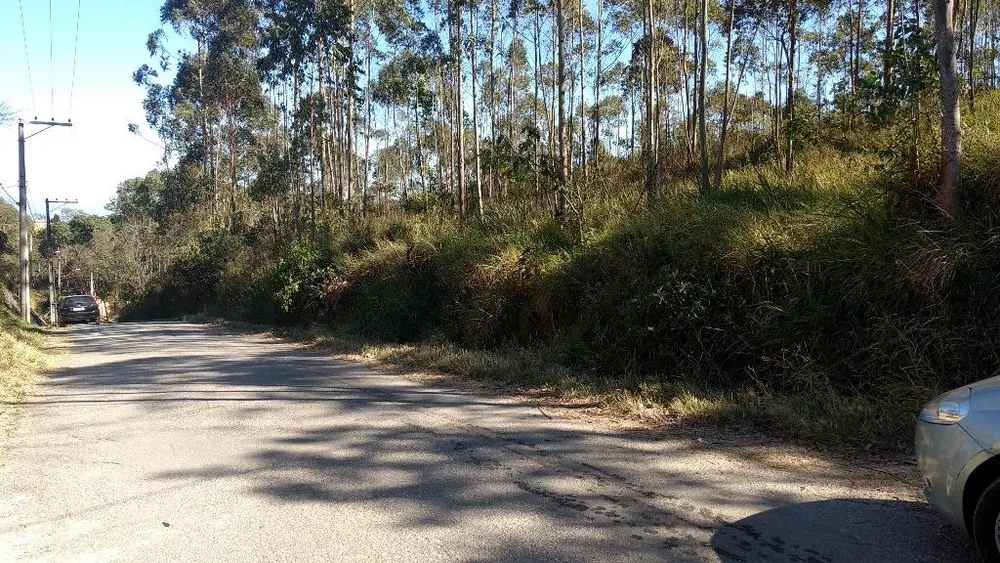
[0,309,48,432]
[128,98,1000,451]
[32,0,1000,451]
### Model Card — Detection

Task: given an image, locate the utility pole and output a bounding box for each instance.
[18,119,73,323]
[45,198,77,324]
[18,121,28,322]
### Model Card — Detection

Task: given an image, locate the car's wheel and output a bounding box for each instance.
[974,478,1000,562]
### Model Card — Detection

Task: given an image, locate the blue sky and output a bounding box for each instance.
[0,0,172,215]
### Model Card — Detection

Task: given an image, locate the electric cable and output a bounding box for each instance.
[18,0,38,118]
[69,0,83,120]
[49,0,55,119]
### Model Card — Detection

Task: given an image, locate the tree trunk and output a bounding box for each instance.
[854,0,862,100]
[309,93,317,241]
[433,53,444,206]
[292,72,302,239]
[346,0,357,212]
[681,0,693,165]
[489,0,498,200]
[507,30,516,162]
[593,0,602,173]
[413,100,427,210]
[363,24,373,216]
[317,37,329,212]
[697,0,709,192]
[470,0,485,218]
[884,0,895,89]
[786,0,797,174]
[936,0,962,218]
[533,6,541,198]
[229,105,238,227]
[197,42,213,219]
[555,0,569,219]
[713,0,735,190]
[506,33,517,190]
[643,0,657,205]
[578,0,588,183]
[453,0,468,220]
[969,0,981,111]
[773,29,782,166]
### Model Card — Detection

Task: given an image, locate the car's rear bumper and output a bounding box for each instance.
[916,419,986,532]
[59,311,99,323]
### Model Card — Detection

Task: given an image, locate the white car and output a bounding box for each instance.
[916,376,1000,562]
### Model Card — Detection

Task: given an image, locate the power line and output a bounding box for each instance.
[18,0,38,118]
[69,0,83,119]
[49,0,55,119]
[129,124,166,150]
[0,182,18,206]
[27,194,38,220]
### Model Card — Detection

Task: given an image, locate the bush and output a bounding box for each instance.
[125,130,1000,448]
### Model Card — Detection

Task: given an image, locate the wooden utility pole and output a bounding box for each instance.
[17,121,28,322]
[18,119,72,323]
[45,197,77,324]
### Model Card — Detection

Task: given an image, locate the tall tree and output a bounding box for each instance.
[714,0,736,190]
[577,0,588,183]
[555,0,569,218]
[936,0,962,217]
[884,0,896,89]
[452,0,468,219]
[697,0,709,192]
[643,0,657,205]
[470,0,485,218]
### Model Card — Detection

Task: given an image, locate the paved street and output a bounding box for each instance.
[0,322,978,562]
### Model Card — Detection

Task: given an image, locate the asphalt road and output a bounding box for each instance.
[0,322,979,562]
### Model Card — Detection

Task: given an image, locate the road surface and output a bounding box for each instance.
[0,322,978,562]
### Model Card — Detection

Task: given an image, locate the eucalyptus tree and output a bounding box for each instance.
[449,0,469,219]
[714,0,762,188]
[372,49,437,207]
[696,0,708,192]
[936,0,962,217]
[141,0,269,225]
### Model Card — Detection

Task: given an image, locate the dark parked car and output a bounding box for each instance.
[58,295,100,326]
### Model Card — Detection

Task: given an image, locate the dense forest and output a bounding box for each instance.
[12,0,1000,447]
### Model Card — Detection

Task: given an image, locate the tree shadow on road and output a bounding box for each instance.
[22,322,980,562]
[710,498,979,562]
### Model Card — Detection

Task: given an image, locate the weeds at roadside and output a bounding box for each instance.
[0,310,50,442]
[193,315,920,453]
[141,119,1000,456]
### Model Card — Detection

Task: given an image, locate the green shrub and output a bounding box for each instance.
[126,129,1000,448]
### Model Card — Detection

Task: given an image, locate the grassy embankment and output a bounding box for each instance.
[0,309,49,433]
[131,95,1000,452]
